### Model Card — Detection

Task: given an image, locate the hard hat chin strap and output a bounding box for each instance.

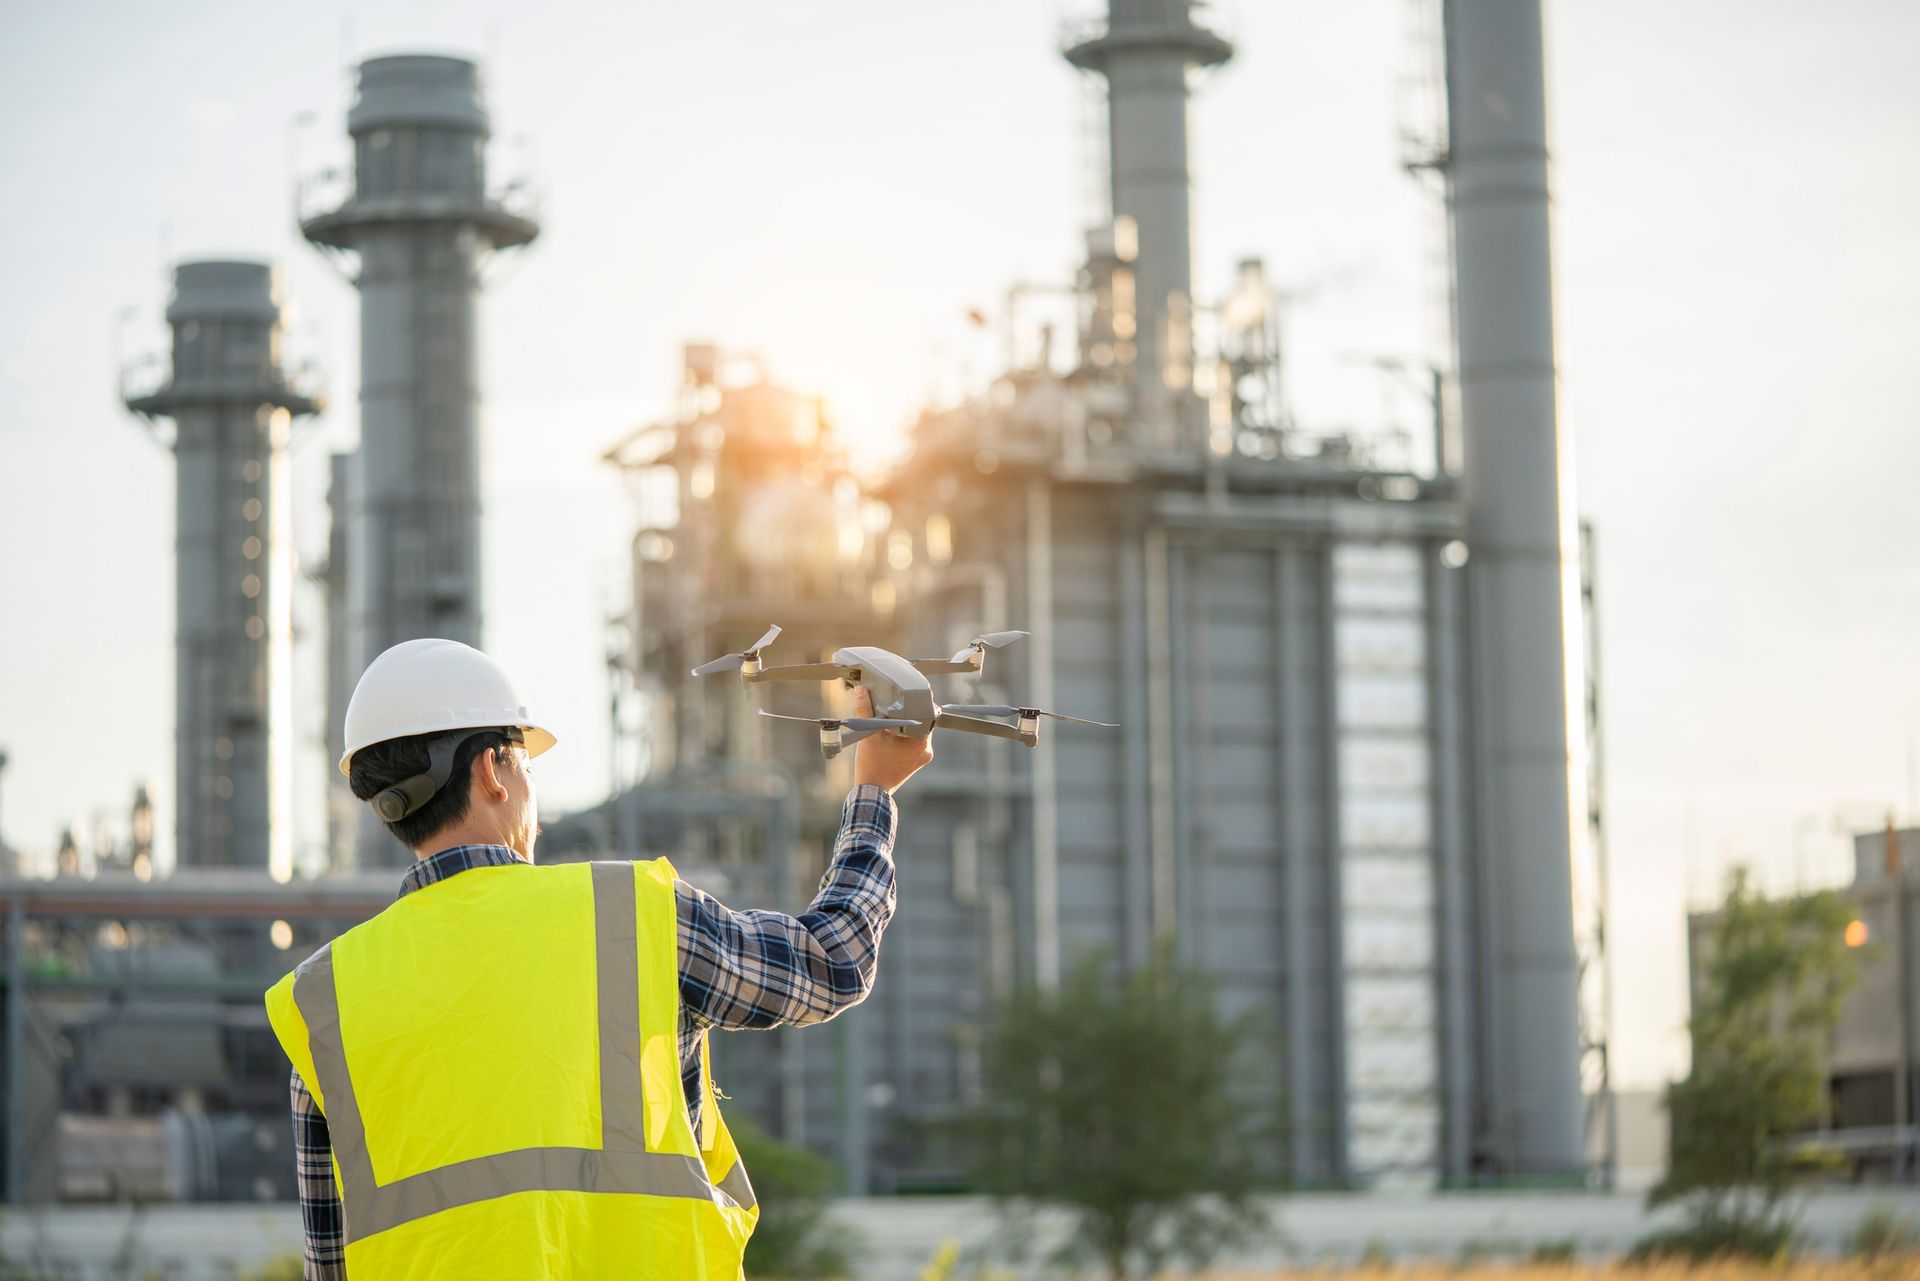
[371,726,525,823]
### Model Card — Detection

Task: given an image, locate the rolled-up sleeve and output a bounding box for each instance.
[677,783,899,1030]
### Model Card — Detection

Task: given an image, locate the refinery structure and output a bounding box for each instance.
[3,0,1627,1203]
[123,262,319,880]
[301,54,541,871]
[608,0,1599,1188]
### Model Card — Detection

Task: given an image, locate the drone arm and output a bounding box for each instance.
[933,712,1030,743]
[823,726,880,761]
[745,663,847,683]
[909,659,979,676]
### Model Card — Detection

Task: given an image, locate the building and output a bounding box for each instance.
[1828,840,1918,1145]
[1689,825,1912,1175]
[617,0,1599,1188]
[1686,824,1920,1178]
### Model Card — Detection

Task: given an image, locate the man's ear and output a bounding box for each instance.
[472,745,509,804]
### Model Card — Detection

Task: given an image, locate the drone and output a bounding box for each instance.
[691,624,1116,759]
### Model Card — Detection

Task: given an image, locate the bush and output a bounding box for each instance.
[918,1238,1017,1281]
[1454,1238,1490,1268]
[1647,872,1864,1262]
[1529,1238,1578,1263]
[238,1259,306,1281]
[732,1115,858,1279]
[960,941,1278,1280]
[1852,1203,1920,1260]
[1626,1205,1795,1264]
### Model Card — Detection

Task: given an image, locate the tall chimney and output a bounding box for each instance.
[301,54,538,865]
[1066,0,1231,447]
[125,261,319,877]
[1447,0,1586,1173]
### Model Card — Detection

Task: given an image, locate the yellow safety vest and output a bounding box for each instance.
[264,858,757,1279]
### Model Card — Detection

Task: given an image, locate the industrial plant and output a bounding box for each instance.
[605,0,1603,1189]
[12,0,1774,1212]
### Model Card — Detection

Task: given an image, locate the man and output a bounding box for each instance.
[265,638,931,1279]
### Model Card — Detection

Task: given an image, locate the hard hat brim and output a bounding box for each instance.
[339,722,557,776]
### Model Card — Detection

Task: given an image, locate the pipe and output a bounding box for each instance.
[1316,543,1351,1183]
[1119,535,1154,966]
[1185,546,1213,968]
[1429,544,1475,1183]
[836,1007,870,1194]
[1893,822,1911,1138]
[1447,0,1585,1176]
[1276,549,1319,1182]
[1582,523,1619,1187]
[1144,526,1176,937]
[6,899,24,1203]
[1025,479,1060,988]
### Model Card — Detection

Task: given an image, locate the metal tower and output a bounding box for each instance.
[125,261,319,876]
[300,53,537,865]
[1065,0,1231,448]
[1446,0,1587,1174]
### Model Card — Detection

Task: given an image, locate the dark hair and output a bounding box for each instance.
[348,729,515,851]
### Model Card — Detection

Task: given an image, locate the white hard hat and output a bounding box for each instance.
[339,638,557,776]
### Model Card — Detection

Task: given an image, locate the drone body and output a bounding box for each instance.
[691,626,1115,759]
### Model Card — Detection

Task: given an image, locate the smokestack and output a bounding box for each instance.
[1065,0,1231,447]
[125,261,319,876]
[1446,0,1586,1173]
[301,54,538,866]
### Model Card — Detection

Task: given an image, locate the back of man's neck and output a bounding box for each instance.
[412,828,523,863]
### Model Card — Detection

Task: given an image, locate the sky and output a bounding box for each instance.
[1,0,1917,1090]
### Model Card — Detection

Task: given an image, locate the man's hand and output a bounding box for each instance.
[850,685,933,794]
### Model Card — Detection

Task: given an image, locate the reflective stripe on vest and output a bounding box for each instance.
[288,861,754,1242]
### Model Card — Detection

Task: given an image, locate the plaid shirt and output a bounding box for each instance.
[289,784,898,1279]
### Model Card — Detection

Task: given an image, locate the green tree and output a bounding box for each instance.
[1644,867,1864,1258]
[961,941,1276,1280]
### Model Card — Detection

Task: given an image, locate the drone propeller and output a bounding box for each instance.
[939,704,1118,727]
[757,709,921,732]
[691,624,782,677]
[947,630,1030,664]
